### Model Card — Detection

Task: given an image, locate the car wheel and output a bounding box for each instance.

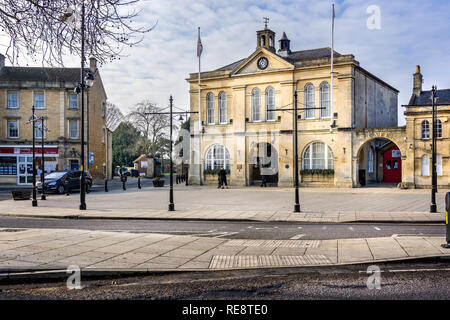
[57,185,65,194]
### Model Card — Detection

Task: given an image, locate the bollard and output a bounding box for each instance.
[104,179,108,192]
[65,182,70,196]
[122,180,126,191]
[443,192,450,248]
[138,177,141,189]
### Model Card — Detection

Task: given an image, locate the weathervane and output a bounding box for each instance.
[263,17,269,29]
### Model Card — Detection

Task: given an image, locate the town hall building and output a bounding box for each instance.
[187,24,449,188]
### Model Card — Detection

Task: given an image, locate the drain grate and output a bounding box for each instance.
[223,239,321,248]
[209,255,331,269]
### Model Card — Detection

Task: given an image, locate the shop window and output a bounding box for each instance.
[0,157,17,176]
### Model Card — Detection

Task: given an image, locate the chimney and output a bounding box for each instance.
[0,54,5,69]
[413,65,423,95]
[278,32,291,57]
[89,57,97,71]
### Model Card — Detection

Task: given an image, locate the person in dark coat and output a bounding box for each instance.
[218,167,228,189]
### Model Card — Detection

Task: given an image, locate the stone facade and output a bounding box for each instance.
[0,55,111,184]
[186,26,401,188]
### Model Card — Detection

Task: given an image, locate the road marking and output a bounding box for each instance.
[374,227,381,231]
[322,226,327,230]
[290,234,305,240]
[359,268,450,274]
[348,226,354,231]
[297,227,303,229]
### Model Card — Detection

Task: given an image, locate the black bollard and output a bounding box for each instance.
[138,177,141,189]
[65,182,70,196]
[105,179,108,192]
[443,192,450,248]
[122,180,126,191]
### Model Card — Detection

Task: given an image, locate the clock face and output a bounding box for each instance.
[257,57,268,70]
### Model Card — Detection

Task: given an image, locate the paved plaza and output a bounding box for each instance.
[0,185,446,223]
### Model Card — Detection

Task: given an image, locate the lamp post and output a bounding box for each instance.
[430,85,438,213]
[40,117,46,200]
[293,91,300,212]
[31,105,37,207]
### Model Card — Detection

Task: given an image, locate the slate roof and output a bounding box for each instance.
[409,89,450,106]
[0,66,88,83]
[215,47,341,71]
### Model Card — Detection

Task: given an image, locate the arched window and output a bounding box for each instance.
[265,86,275,121]
[302,142,334,170]
[252,88,261,121]
[421,154,429,176]
[368,148,374,173]
[437,154,443,176]
[218,91,227,124]
[436,119,442,138]
[421,120,429,139]
[206,93,214,124]
[304,83,315,119]
[320,82,330,118]
[204,144,230,171]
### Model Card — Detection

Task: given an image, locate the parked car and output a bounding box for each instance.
[130,169,139,177]
[114,167,131,177]
[37,170,93,194]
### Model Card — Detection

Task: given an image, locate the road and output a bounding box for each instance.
[0,216,444,240]
[1,260,449,300]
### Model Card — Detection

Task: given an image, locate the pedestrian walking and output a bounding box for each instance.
[218,167,228,189]
[260,163,271,187]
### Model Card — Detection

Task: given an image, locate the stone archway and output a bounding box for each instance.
[352,127,407,187]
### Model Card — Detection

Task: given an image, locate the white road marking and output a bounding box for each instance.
[348,227,354,231]
[290,234,305,240]
[297,227,303,229]
[322,226,327,230]
[374,227,381,231]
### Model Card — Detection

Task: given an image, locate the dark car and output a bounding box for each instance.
[114,167,131,177]
[37,171,93,194]
[130,169,139,177]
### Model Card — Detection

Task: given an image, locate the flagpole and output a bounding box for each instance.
[330,3,335,129]
[198,27,203,185]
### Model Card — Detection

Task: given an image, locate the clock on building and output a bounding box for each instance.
[257,57,268,70]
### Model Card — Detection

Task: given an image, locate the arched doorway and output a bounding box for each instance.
[357,138,402,187]
[249,142,278,186]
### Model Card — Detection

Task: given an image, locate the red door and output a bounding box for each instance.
[383,146,402,183]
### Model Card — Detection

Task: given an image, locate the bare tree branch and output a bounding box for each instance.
[0,0,155,66]
[105,101,124,131]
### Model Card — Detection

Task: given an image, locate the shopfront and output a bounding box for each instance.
[0,146,59,185]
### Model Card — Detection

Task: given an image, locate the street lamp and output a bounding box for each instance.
[39,117,50,201]
[430,85,438,213]
[84,69,96,172]
[30,106,37,207]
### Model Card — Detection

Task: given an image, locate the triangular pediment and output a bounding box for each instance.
[231,48,294,76]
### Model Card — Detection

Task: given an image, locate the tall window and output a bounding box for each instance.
[437,154,443,176]
[218,91,227,124]
[7,120,18,138]
[102,128,106,144]
[265,86,275,121]
[206,92,214,124]
[421,120,430,139]
[421,155,429,176]
[436,119,442,138]
[35,120,45,139]
[34,92,45,109]
[69,120,78,139]
[302,142,334,170]
[7,92,18,109]
[252,88,261,121]
[368,148,374,173]
[102,102,106,118]
[204,144,230,171]
[305,83,315,119]
[320,82,330,118]
[69,94,78,109]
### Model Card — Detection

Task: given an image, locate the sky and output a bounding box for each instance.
[4,0,450,125]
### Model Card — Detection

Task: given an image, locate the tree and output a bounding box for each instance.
[105,102,124,131]
[127,99,175,158]
[0,0,155,66]
[112,122,146,168]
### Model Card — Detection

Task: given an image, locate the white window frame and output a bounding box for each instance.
[302,142,334,170]
[7,120,19,138]
[421,120,430,139]
[69,120,79,139]
[204,144,230,171]
[437,154,443,176]
[34,119,46,139]
[34,91,45,109]
[368,148,374,173]
[252,88,261,122]
[436,119,442,139]
[218,91,227,124]
[304,83,315,119]
[265,86,276,121]
[69,94,78,109]
[320,82,331,118]
[421,154,430,176]
[206,92,214,125]
[7,91,19,109]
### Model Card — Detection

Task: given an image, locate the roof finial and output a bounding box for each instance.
[263,17,269,29]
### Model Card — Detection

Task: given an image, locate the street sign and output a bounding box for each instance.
[88,152,94,165]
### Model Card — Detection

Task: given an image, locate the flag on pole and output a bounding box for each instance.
[197,31,203,57]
